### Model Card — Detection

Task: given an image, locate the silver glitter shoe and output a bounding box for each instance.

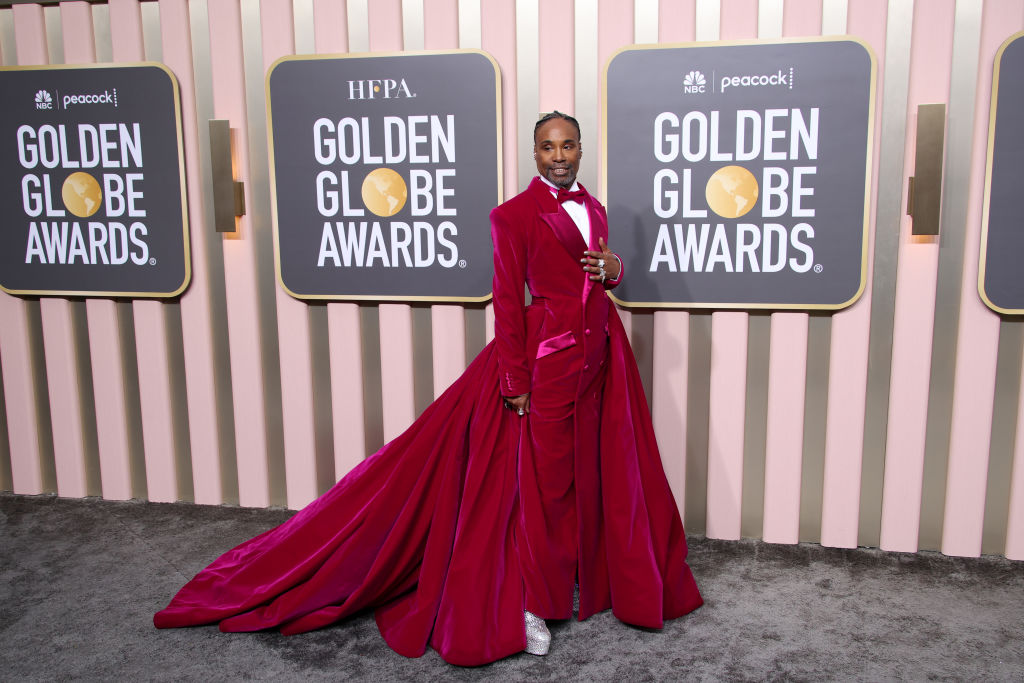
[524,610,551,656]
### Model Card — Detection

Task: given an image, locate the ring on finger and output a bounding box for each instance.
[597,258,605,268]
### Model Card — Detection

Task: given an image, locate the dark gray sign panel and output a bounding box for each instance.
[267,51,502,301]
[604,39,876,309]
[0,63,190,298]
[980,31,1024,314]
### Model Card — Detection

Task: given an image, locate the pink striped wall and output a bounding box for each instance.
[2,0,1024,563]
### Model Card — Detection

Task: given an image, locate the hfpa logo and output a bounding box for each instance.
[683,71,706,94]
[347,78,417,100]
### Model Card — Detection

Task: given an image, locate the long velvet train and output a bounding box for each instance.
[154,312,702,666]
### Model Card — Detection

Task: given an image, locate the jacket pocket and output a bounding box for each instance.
[536,330,577,359]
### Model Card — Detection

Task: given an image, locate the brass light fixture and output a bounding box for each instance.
[209,119,245,233]
[907,103,945,236]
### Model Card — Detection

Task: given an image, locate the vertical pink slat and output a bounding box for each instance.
[1009,393,1024,559]
[1002,5,1024,564]
[703,0,755,540]
[879,0,954,553]
[706,312,748,539]
[313,0,349,51]
[482,0,516,201]
[431,306,466,397]
[109,0,179,502]
[759,0,823,544]
[782,0,822,36]
[60,1,134,501]
[368,0,402,51]
[368,0,415,442]
[85,305,133,498]
[720,0,758,40]
[379,304,415,440]
[480,1,512,349]
[598,0,634,343]
[658,0,697,43]
[328,305,366,480]
[762,313,809,543]
[133,301,178,501]
[161,0,224,505]
[651,1,695,519]
[0,294,45,493]
[485,302,495,343]
[0,6,46,496]
[313,0,367,481]
[424,0,457,47]
[619,307,632,343]
[263,0,318,510]
[476,1,507,392]
[208,0,270,508]
[14,3,89,499]
[424,0,468,400]
[941,1,1024,558]
[39,301,88,497]
[598,0,632,186]
[820,0,885,549]
[538,0,573,114]
[652,311,689,516]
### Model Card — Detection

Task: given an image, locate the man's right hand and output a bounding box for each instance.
[505,393,530,415]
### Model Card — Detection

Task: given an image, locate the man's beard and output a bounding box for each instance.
[544,165,576,188]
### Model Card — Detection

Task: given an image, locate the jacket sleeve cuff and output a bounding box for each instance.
[605,253,624,288]
[500,370,531,397]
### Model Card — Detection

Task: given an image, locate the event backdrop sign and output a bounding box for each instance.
[979,31,1024,315]
[0,63,190,298]
[267,50,501,301]
[604,38,876,309]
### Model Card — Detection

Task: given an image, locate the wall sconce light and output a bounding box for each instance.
[907,103,945,236]
[209,119,245,233]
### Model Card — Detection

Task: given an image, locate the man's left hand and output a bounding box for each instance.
[581,237,620,282]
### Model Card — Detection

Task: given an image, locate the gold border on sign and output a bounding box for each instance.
[601,36,878,312]
[978,31,1024,316]
[0,61,192,299]
[265,49,501,303]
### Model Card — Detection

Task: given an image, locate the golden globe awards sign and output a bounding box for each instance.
[979,31,1024,314]
[267,51,501,301]
[0,63,190,297]
[604,39,875,309]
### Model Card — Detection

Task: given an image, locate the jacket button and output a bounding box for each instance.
[584,328,591,335]
[584,364,590,370]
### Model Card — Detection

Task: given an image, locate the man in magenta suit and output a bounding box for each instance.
[490,112,637,654]
[155,111,700,666]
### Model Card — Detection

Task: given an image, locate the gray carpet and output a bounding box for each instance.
[1,493,1023,681]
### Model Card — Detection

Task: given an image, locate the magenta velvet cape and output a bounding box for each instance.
[153,313,702,666]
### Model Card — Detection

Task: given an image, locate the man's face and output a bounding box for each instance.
[534,119,581,188]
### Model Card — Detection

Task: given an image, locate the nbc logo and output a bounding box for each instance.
[34,90,53,110]
[683,71,706,94]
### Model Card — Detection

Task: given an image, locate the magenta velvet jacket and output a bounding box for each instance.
[490,176,623,399]
[153,178,702,667]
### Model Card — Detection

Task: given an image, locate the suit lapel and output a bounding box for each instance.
[581,189,607,301]
[530,178,589,260]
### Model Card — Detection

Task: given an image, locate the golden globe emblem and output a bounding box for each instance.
[361,168,408,218]
[705,165,759,219]
[62,171,103,218]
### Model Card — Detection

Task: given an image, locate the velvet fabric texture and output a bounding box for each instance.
[154,178,702,666]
